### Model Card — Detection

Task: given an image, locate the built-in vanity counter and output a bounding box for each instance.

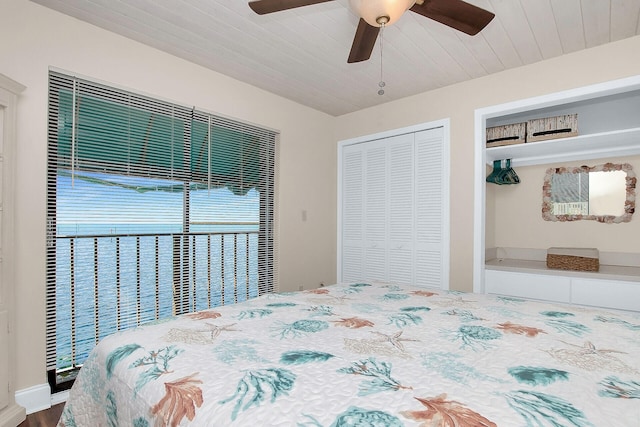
[485,248,640,312]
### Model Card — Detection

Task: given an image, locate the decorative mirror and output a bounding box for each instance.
[542,162,636,223]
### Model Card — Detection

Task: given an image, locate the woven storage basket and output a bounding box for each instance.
[546,247,599,272]
[486,122,526,147]
[527,114,578,143]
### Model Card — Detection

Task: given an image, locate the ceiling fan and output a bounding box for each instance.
[248,0,495,63]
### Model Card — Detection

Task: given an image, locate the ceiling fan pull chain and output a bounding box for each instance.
[378,22,386,95]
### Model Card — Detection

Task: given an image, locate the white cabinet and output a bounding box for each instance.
[485,269,640,312]
[571,277,640,312]
[485,269,571,303]
[339,124,448,289]
[0,74,26,427]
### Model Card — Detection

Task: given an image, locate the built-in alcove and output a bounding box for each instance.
[474,75,640,311]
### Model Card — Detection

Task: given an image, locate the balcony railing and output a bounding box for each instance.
[53,228,259,373]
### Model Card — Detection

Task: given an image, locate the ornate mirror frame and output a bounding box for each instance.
[542,162,636,223]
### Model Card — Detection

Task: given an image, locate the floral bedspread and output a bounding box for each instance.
[59,283,640,426]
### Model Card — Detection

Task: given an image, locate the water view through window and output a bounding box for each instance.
[54,170,260,370]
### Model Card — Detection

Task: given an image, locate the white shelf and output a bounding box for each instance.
[486,126,640,166]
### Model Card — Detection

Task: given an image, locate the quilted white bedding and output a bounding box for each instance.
[59,282,640,426]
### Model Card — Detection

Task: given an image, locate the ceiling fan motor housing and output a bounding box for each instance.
[349,0,416,27]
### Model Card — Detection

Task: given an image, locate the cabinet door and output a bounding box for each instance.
[571,278,640,312]
[485,269,571,302]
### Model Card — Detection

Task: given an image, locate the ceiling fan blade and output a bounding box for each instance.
[410,0,495,35]
[249,0,333,15]
[348,18,380,63]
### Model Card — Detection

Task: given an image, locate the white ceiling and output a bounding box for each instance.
[31,0,640,116]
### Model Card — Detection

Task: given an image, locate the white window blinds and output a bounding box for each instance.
[45,71,278,384]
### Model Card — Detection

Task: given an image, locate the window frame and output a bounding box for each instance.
[45,71,278,390]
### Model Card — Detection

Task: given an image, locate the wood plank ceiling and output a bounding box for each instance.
[31,0,640,116]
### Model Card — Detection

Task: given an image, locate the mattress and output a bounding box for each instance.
[58,282,640,426]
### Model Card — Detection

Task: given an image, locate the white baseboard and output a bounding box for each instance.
[14,383,51,415]
[51,390,69,406]
[0,403,26,427]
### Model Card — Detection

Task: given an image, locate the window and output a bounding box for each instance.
[45,71,278,389]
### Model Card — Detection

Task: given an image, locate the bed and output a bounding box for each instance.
[58,282,640,426]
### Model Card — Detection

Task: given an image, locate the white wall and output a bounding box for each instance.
[335,35,640,291]
[0,0,336,393]
[492,155,640,252]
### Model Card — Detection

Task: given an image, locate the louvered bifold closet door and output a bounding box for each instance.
[387,134,415,286]
[340,126,446,288]
[340,145,364,283]
[415,128,445,288]
[363,140,387,283]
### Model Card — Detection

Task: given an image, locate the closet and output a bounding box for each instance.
[338,122,449,289]
[473,75,640,311]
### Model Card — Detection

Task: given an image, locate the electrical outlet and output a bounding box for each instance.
[298,285,303,291]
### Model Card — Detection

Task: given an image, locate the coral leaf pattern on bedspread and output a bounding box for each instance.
[59,283,640,426]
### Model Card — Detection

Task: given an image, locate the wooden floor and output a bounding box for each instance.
[18,404,64,427]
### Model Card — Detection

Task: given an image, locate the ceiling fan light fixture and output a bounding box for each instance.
[349,0,415,27]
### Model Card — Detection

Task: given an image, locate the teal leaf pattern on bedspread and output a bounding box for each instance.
[380,293,410,301]
[220,368,296,421]
[298,414,324,427]
[450,325,502,350]
[508,366,569,386]
[544,319,590,337]
[60,405,77,427]
[132,417,149,427]
[106,390,118,427]
[105,344,142,379]
[338,357,411,396]
[330,407,404,427]
[236,308,273,320]
[280,350,335,365]
[129,345,183,394]
[400,306,431,313]
[505,390,593,427]
[267,302,298,308]
[594,315,640,331]
[541,311,575,318]
[273,319,329,339]
[214,339,269,364]
[388,312,423,328]
[441,308,484,322]
[496,296,526,304]
[598,376,640,399]
[305,305,336,317]
[420,352,506,384]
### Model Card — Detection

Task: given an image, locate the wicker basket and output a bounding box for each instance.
[486,122,526,147]
[546,247,599,272]
[527,114,578,143]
